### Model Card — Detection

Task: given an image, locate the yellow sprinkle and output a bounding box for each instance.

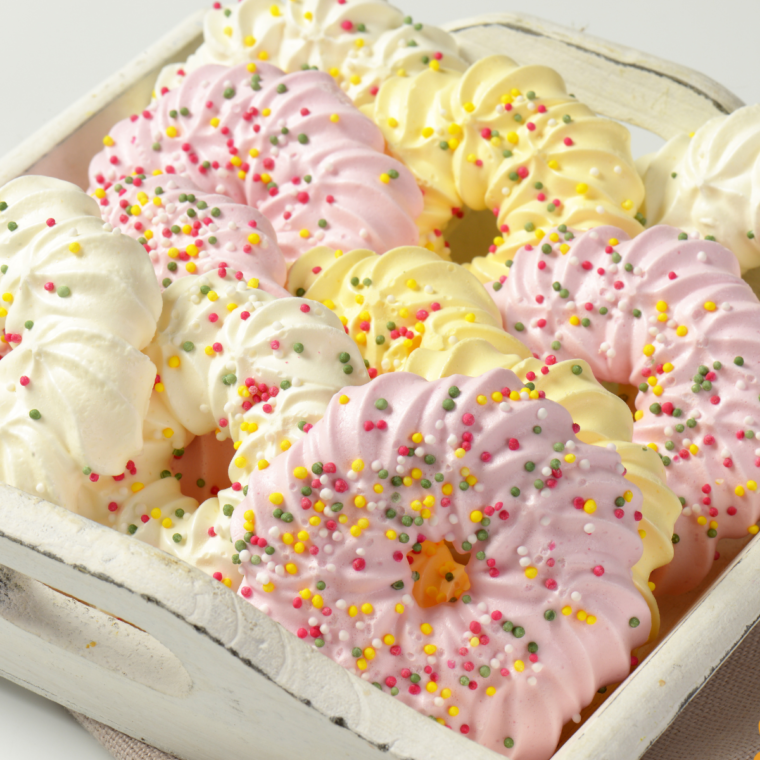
[150,508,162,520]
[312,595,324,609]
[395,603,404,613]
[583,499,597,514]
[244,34,256,47]
[548,159,559,170]
[577,610,588,622]
[248,277,260,289]
[385,529,397,540]
[339,394,350,404]
[68,242,81,254]
[587,616,597,625]
[262,582,275,593]
[257,459,270,470]
[379,173,390,184]
[634,410,644,421]
[285,563,298,575]
[564,453,576,463]
[749,525,759,535]
[294,466,308,480]
[749,481,758,491]
[575,183,589,194]
[524,567,538,579]
[656,300,668,313]
[270,4,281,16]
[352,459,365,472]
[448,706,459,716]
[165,126,178,138]
[676,325,688,337]
[423,644,437,656]
[569,315,580,326]
[643,344,655,357]
[420,623,433,635]
[162,518,174,529]
[361,603,373,614]
[354,495,367,508]
[168,356,180,369]
[455,448,466,459]
[622,199,634,210]
[491,391,504,402]
[638,529,647,539]
[736,485,746,497]
[514,660,525,672]
[469,637,479,647]
[268,493,284,505]
[330,114,340,123]
[464,313,476,323]
[387,117,399,128]
[102,135,115,147]
[703,301,716,312]
[562,605,572,616]
[463,102,475,113]
[356,658,367,670]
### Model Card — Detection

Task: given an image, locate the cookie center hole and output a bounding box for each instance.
[171,432,235,503]
[409,540,471,608]
[445,207,499,265]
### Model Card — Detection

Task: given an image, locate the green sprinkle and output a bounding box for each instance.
[29,409,41,420]
[293,343,304,353]
[182,341,194,352]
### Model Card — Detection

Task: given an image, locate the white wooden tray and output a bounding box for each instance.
[0,11,752,760]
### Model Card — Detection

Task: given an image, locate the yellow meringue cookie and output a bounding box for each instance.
[370,55,645,281]
[288,245,531,374]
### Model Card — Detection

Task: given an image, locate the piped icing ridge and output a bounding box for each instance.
[231,368,650,760]
[369,55,644,279]
[89,62,423,262]
[287,245,531,375]
[489,224,760,593]
[154,0,467,107]
[639,104,760,274]
[97,174,287,294]
[146,270,370,486]
[0,176,161,512]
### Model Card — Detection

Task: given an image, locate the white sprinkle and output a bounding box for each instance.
[339,630,349,641]
[697,250,707,261]
[540,516,551,526]
[583,523,595,534]
[537,407,547,420]
[579,459,590,470]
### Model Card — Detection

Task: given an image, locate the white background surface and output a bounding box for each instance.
[0,1,758,758]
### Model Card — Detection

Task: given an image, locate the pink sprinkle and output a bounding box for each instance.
[634,511,643,522]
[300,303,310,313]
[219,418,228,428]
[390,645,402,656]
[364,421,374,431]
[212,572,223,581]
[352,558,366,571]
[46,218,56,227]
[592,565,605,577]
[334,479,348,493]
[480,451,491,462]
[469,621,481,634]
[563,137,573,146]
[462,413,475,426]
[668,271,677,280]
[537,260,546,270]
[270,340,280,350]
[614,508,625,519]
[727,506,737,516]
[341,19,353,30]
[240,311,250,320]
[527,122,536,132]
[241,587,253,598]
[44,282,55,292]
[207,527,216,537]
[507,438,519,450]
[19,376,30,387]
[107,502,118,512]
[710,395,721,405]
[297,628,307,639]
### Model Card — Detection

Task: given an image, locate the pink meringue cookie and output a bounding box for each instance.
[97,174,287,295]
[89,62,423,262]
[489,224,760,594]
[231,369,649,760]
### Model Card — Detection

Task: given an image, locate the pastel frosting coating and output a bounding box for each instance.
[146,270,370,487]
[638,105,760,274]
[0,175,162,353]
[154,0,467,107]
[97,174,287,294]
[231,369,650,760]
[0,176,161,512]
[489,224,760,594]
[369,55,644,280]
[406,348,678,635]
[89,62,423,262]
[287,245,532,374]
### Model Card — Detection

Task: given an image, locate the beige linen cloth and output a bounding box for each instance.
[69,618,760,760]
